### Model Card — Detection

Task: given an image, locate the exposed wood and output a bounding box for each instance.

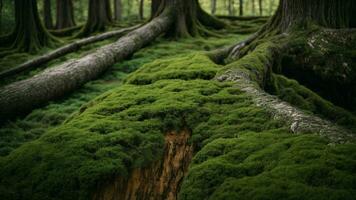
[0,13,172,121]
[0,25,141,79]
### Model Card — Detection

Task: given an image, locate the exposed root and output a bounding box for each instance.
[215,42,355,143]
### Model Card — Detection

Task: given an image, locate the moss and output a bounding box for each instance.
[269,74,356,132]
[179,132,356,200]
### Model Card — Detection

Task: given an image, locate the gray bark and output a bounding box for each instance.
[0,13,172,120]
[0,25,141,79]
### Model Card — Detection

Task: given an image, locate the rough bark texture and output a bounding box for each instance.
[0,25,141,79]
[113,0,122,21]
[43,0,53,29]
[269,0,356,32]
[0,13,172,121]
[78,0,113,37]
[55,0,75,29]
[93,129,193,200]
[0,0,54,52]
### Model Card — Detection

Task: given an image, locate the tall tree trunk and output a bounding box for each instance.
[211,0,216,15]
[269,0,356,31]
[55,0,75,29]
[43,0,53,29]
[0,0,55,52]
[139,0,144,20]
[113,0,122,21]
[251,0,255,15]
[258,0,262,16]
[228,0,233,16]
[152,0,225,38]
[78,0,112,37]
[0,0,3,32]
[239,0,243,16]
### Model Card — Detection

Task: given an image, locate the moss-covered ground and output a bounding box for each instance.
[1,22,356,200]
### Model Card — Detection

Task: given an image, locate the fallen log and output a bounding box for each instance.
[0,24,141,79]
[0,12,172,121]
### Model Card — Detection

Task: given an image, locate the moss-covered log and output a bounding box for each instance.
[0,13,171,121]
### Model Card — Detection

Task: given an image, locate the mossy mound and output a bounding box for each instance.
[180,132,356,200]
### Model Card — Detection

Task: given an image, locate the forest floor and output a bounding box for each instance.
[1,18,355,200]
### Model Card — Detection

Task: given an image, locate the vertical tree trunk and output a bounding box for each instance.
[211,0,216,15]
[0,0,3,32]
[43,0,53,29]
[239,0,243,16]
[78,0,112,37]
[258,0,262,16]
[55,0,75,29]
[1,0,54,52]
[251,0,255,15]
[139,0,144,20]
[228,0,233,15]
[114,0,122,21]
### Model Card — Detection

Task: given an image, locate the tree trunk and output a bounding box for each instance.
[77,0,112,37]
[152,0,225,38]
[211,0,216,15]
[139,0,144,20]
[251,0,255,15]
[43,0,53,29]
[228,0,233,16]
[0,0,3,32]
[269,0,356,31]
[239,0,243,16]
[113,0,122,21]
[0,0,55,53]
[258,0,262,16]
[55,0,75,29]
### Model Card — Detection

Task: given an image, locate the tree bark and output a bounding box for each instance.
[239,0,243,16]
[113,0,122,21]
[139,0,144,20]
[0,24,141,79]
[77,0,112,37]
[152,0,225,38]
[43,0,53,29]
[55,0,75,29]
[258,0,262,16]
[0,14,171,121]
[0,0,55,53]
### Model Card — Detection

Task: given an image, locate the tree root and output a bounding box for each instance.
[214,42,355,143]
[0,24,141,79]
